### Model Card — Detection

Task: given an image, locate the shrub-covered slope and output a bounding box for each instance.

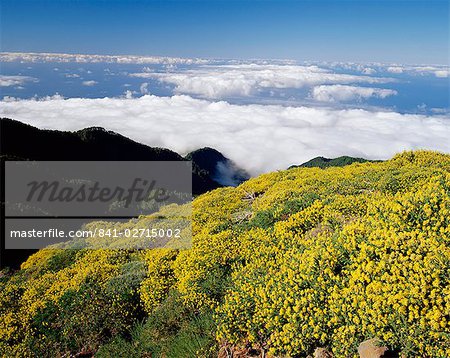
[1,151,449,357]
[289,155,373,169]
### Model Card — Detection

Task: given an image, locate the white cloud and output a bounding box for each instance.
[386,65,450,78]
[431,108,449,114]
[435,70,449,78]
[361,67,376,75]
[311,85,397,103]
[140,82,150,95]
[417,103,427,112]
[82,80,98,86]
[65,73,80,78]
[387,66,404,74]
[0,75,37,87]
[123,90,136,99]
[320,62,450,79]
[409,66,450,78]
[0,52,211,65]
[1,95,449,175]
[130,64,395,99]
[2,94,65,102]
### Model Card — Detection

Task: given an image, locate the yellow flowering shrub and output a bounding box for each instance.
[177,151,450,356]
[0,250,144,356]
[140,249,179,313]
[1,150,449,357]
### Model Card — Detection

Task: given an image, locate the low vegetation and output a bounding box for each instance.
[1,151,449,357]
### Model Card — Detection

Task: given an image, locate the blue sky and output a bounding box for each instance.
[1,1,449,173]
[1,0,448,64]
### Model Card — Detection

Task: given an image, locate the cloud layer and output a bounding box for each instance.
[0,75,37,87]
[435,70,449,78]
[311,85,397,103]
[130,64,395,99]
[1,95,449,175]
[0,52,210,65]
[322,62,449,78]
[82,80,98,86]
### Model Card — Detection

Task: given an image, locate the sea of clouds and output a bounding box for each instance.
[1,52,448,78]
[311,85,397,103]
[1,94,449,175]
[130,64,396,99]
[1,52,449,175]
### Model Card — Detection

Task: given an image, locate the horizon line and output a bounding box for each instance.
[1,51,449,67]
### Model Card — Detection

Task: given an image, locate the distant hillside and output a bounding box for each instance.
[185,147,250,186]
[290,155,374,169]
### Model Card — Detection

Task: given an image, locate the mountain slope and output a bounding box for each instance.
[0,118,225,195]
[1,151,449,357]
[290,155,373,169]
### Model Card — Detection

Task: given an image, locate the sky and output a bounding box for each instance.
[0,1,449,174]
[1,0,449,64]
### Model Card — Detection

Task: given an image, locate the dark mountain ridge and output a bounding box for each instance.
[0,118,249,269]
[1,118,182,161]
[0,118,247,195]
